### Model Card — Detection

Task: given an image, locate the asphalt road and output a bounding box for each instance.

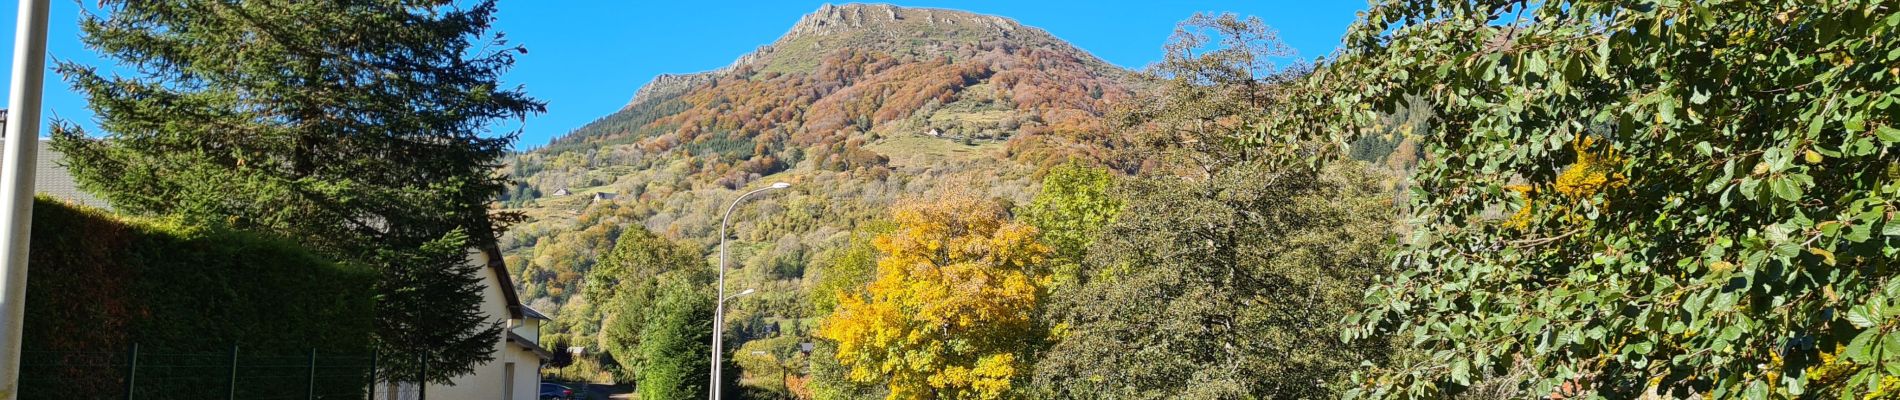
[580,382,632,400]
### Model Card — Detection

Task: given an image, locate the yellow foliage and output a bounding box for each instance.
[1503,184,1536,231]
[1707,260,1734,274]
[817,195,1050,400]
[1553,136,1627,200]
[1806,344,1853,386]
[1505,137,1628,230]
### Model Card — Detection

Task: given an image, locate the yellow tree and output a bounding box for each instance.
[817,195,1049,400]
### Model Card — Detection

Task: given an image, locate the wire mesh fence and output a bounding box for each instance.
[17,345,403,400]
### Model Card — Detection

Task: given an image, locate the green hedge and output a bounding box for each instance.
[18,197,376,399]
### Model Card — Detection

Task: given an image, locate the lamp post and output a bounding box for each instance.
[710,182,789,400]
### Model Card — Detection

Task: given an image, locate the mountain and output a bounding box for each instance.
[495,3,1136,355]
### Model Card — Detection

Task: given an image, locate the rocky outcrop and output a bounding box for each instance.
[782,3,1026,42]
[623,71,718,110]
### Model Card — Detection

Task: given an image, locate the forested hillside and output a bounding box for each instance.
[495,4,1142,381]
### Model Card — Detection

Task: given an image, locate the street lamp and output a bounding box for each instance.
[710,182,789,400]
[724,288,756,303]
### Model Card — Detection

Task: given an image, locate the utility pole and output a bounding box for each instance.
[0,0,50,398]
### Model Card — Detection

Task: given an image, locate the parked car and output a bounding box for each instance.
[539,382,575,400]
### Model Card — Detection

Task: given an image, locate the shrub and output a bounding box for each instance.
[19,198,376,399]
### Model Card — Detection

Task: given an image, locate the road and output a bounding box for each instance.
[580,382,632,400]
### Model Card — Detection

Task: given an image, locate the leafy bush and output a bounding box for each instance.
[1329,1,1900,398]
[20,198,376,399]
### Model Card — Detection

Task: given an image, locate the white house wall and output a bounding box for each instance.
[374,249,542,400]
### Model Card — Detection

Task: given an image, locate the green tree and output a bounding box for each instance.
[371,229,505,385]
[638,274,716,400]
[1034,161,1393,400]
[1018,161,1121,288]
[805,222,894,400]
[805,221,892,316]
[1323,1,1900,398]
[50,0,543,382]
[1117,12,1299,177]
[588,228,706,382]
[1030,14,1397,399]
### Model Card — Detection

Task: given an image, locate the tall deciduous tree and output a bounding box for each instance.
[1030,13,1396,399]
[1034,162,1394,400]
[1118,12,1302,176]
[1018,161,1121,288]
[817,195,1050,399]
[50,0,542,382]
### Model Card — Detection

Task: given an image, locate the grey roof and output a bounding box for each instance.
[518,304,551,320]
[0,139,111,210]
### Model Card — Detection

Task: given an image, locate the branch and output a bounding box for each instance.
[1508,228,1584,248]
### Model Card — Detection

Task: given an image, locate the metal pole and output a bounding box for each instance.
[124,343,137,400]
[367,351,377,400]
[226,346,238,400]
[306,349,316,400]
[0,1,50,398]
[417,354,426,400]
[709,183,787,400]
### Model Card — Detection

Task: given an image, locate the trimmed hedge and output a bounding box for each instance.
[18,197,376,399]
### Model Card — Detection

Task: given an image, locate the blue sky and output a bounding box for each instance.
[0,1,1368,149]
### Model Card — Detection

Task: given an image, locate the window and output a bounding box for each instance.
[503,362,516,400]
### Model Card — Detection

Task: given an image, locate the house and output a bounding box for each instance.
[590,192,617,203]
[0,139,112,209]
[0,111,105,208]
[926,128,941,137]
[376,245,551,400]
[550,188,570,196]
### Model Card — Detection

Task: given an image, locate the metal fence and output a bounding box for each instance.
[16,345,430,400]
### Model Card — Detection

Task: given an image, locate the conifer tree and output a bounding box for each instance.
[50,0,542,382]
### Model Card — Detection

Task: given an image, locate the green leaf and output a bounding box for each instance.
[1878,126,1900,143]
[1771,178,1801,201]
[1886,333,1900,364]
[1847,330,1877,362]
[1628,341,1654,355]
[1848,307,1878,329]
[1745,380,1767,400]
[1450,358,1471,385]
